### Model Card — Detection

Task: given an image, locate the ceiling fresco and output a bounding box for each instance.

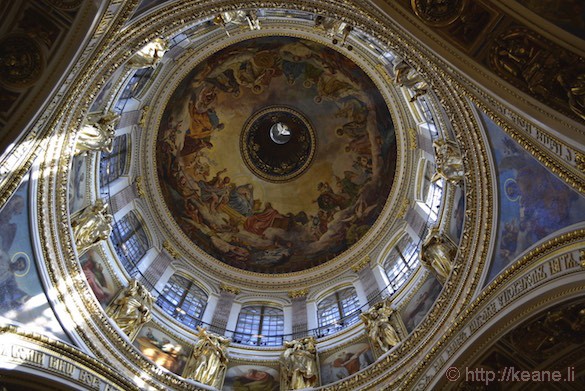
[155,36,397,273]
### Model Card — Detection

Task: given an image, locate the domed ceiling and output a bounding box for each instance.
[155,36,397,273]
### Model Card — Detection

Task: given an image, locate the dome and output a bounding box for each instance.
[2,1,581,390]
[154,35,397,273]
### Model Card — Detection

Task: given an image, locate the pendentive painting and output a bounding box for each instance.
[480,110,585,283]
[0,174,68,341]
[319,339,375,385]
[156,36,397,273]
[223,363,280,391]
[133,322,192,375]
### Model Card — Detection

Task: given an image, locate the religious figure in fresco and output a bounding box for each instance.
[75,111,119,155]
[71,199,113,254]
[280,337,319,389]
[0,249,29,311]
[107,279,153,341]
[81,250,114,305]
[230,368,279,391]
[183,327,230,388]
[0,195,24,251]
[361,300,401,352]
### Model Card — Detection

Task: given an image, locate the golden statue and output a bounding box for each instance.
[392,56,428,100]
[183,326,230,388]
[106,279,153,341]
[432,139,465,184]
[127,38,169,69]
[315,15,353,47]
[557,72,585,121]
[280,336,319,389]
[75,111,119,155]
[420,227,457,284]
[71,199,113,254]
[213,10,261,36]
[361,300,401,352]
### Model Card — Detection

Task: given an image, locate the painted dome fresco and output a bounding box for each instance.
[156,36,397,273]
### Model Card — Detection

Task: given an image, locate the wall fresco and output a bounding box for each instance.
[223,364,280,391]
[319,340,375,385]
[399,274,442,333]
[0,174,68,341]
[132,322,191,375]
[79,249,118,307]
[480,111,585,282]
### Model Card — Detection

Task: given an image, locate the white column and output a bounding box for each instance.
[306,301,318,330]
[225,301,242,336]
[201,293,219,325]
[283,305,293,336]
[106,177,130,197]
[153,265,174,294]
[372,264,390,291]
[136,247,157,274]
[352,279,368,307]
[113,202,133,221]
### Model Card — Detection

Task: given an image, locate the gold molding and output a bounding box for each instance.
[288,289,309,299]
[162,240,179,259]
[351,256,371,273]
[220,283,241,295]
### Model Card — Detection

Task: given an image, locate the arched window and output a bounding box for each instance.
[115,67,154,111]
[100,134,128,188]
[233,305,284,346]
[418,160,443,222]
[110,211,149,275]
[383,236,420,295]
[156,274,208,329]
[317,287,360,336]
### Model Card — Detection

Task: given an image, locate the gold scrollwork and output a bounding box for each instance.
[219,283,241,295]
[411,0,466,27]
[0,33,44,89]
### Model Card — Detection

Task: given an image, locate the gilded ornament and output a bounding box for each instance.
[219,283,241,295]
[162,240,179,259]
[289,288,309,298]
[432,138,465,184]
[127,38,169,69]
[411,0,466,27]
[351,256,371,272]
[280,337,319,389]
[71,199,113,254]
[213,10,261,36]
[0,34,44,89]
[420,227,457,284]
[75,111,119,155]
[106,279,153,341]
[135,176,145,198]
[489,27,585,123]
[139,105,150,127]
[361,300,401,352]
[183,327,230,388]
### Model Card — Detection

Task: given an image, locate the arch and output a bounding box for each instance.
[233,304,285,346]
[155,273,209,330]
[109,210,150,275]
[316,286,361,337]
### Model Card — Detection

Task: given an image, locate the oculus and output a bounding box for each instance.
[241,106,316,182]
